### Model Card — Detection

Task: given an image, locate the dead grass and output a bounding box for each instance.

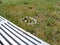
[0,0,60,45]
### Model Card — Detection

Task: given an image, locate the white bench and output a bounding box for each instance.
[0,16,50,45]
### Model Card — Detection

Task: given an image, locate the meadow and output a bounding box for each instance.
[0,0,60,45]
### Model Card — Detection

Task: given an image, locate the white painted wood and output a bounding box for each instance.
[0,34,9,45]
[0,29,18,45]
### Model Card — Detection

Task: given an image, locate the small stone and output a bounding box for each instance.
[24,20,27,22]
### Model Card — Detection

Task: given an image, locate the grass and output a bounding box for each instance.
[0,0,60,45]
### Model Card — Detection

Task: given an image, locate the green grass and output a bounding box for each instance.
[0,0,60,45]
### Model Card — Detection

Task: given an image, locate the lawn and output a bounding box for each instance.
[0,0,60,45]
